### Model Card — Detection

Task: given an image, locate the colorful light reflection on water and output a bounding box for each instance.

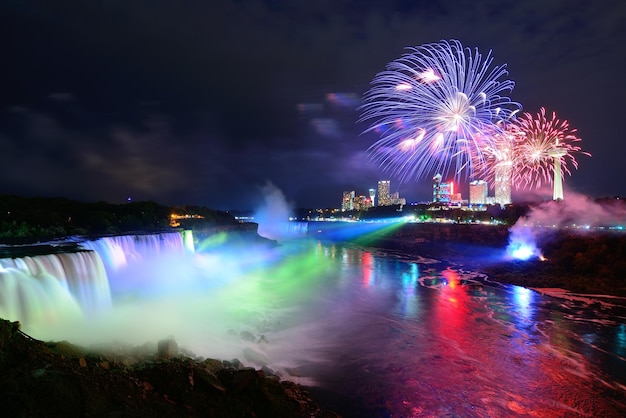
[4,236,626,417]
[301,244,626,417]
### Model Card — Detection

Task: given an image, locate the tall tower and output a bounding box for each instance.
[550,150,566,200]
[377,180,390,206]
[368,188,376,206]
[494,164,512,206]
[342,191,355,211]
[432,174,442,203]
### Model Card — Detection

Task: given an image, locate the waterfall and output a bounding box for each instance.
[0,230,192,334]
[80,231,188,272]
[0,251,109,327]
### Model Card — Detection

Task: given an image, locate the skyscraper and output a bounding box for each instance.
[469,180,488,205]
[494,165,512,206]
[432,174,442,203]
[377,180,391,206]
[342,190,355,211]
[369,188,376,207]
[432,174,455,203]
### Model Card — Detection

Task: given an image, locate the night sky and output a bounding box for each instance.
[1,0,625,211]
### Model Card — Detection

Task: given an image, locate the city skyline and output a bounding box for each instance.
[1,1,624,210]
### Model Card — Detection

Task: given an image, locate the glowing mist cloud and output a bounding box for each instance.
[506,226,542,261]
[4,235,338,381]
[360,39,521,182]
[505,193,624,261]
[254,181,307,241]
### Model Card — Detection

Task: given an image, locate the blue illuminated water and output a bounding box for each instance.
[297,243,626,417]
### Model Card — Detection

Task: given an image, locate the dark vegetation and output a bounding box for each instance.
[335,202,531,225]
[0,195,236,242]
[481,230,626,296]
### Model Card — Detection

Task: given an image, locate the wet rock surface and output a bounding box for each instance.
[0,319,340,417]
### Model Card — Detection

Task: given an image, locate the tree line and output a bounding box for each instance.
[0,195,236,242]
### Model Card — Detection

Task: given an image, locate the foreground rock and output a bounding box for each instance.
[0,319,340,417]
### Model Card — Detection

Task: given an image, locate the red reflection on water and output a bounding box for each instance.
[361,251,373,287]
[317,254,624,417]
[434,268,472,348]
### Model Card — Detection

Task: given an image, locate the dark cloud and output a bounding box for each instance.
[0,0,624,209]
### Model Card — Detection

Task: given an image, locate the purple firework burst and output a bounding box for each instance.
[360,39,521,182]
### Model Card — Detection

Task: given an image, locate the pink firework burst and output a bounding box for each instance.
[513,107,590,190]
[474,119,525,188]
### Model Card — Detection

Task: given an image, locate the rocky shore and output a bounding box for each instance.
[0,319,340,418]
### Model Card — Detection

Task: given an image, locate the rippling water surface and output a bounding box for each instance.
[296,243,626,417]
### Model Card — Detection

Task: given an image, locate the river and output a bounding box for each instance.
[3,231,625,417]
[295,242,626,417]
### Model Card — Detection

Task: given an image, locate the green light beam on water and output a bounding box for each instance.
[350,220,406,247]
[221,242,334,310]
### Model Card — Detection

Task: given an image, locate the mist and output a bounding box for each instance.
[517,193,625,229]
[506,193,625,260]
[3,234,338,384]
[254,181,306,241]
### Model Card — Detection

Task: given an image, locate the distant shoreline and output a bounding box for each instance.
[327,223,626,298]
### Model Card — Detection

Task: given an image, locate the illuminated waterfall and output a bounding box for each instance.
[80,231,190,271]
[0,231,193,334]
[0,251,110,328]
[183,230,195,253]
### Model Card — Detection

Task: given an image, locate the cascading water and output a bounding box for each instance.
[0,251,110,326]
[0,231,189,336]
[80,231,187,272]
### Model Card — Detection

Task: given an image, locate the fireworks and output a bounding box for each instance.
[474,117,524,189]
[512,108,590,191]
[474,108,590,201]
[481,124,522,204]
[360,39,521,182]
[361,39,590,200]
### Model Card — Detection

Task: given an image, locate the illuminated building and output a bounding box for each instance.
[494,165,512,206]
[369,188,376,206]
[169,212,204,228]
[377,180,391,206]
[439,181,453,203]
[353,195,373,211]
[432,174,442,203]
[433,174,454,203]
[449,192,462,204]
[469,180,488,205]
[342,191,355,211]
[390,192,406,206]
